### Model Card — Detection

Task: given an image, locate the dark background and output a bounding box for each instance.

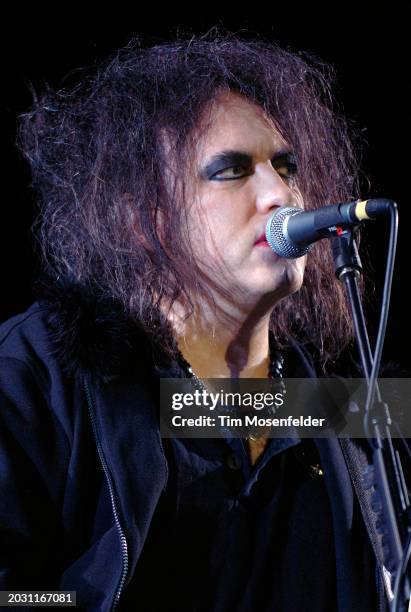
[2,7,410,370]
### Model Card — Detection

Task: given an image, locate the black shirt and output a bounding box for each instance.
[122,436,338,611]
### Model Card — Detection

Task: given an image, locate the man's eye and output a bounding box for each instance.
[211,166,246,180]
[272,160,298,182]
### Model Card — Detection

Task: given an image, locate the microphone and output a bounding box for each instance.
[265,198,395,258]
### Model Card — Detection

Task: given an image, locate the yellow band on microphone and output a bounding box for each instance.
[355,200,371,220]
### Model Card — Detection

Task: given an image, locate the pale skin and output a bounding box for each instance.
[168,92,307,463]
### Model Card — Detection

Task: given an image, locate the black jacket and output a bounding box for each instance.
[0,283,395,611]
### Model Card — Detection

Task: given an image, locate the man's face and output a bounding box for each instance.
[185,92,306,311]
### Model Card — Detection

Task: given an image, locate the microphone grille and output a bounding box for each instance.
[265,207,311,259]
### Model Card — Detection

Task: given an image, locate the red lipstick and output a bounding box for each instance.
[254,233,270,247]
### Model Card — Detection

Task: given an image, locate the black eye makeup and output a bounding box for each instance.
[199,149,298,182]
[200,150,252,181]
[271,151,298,181]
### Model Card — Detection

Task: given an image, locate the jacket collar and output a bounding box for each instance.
[38,278,179,383]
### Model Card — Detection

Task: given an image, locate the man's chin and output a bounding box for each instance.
[243,263,305,300]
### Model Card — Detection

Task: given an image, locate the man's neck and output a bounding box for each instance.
[175,316,271,379]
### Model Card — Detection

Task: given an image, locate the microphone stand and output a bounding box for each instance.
[331,228,410,611]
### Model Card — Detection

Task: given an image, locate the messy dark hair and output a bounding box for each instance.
[18,29,365,364]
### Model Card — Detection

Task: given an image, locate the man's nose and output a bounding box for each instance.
[254,163,296,215]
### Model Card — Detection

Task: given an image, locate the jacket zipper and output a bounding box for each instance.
[83,378,129,611]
